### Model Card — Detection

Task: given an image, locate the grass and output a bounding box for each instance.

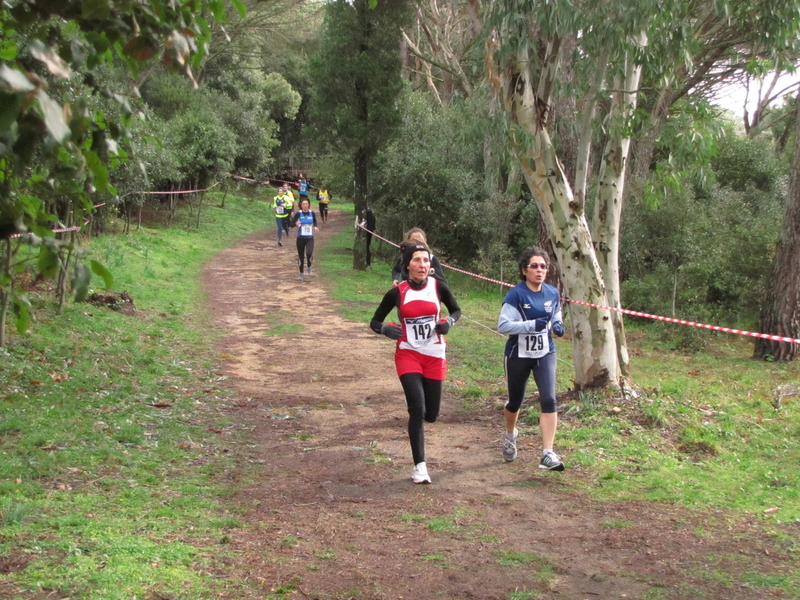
[496,550,557,586]
[2,191,800,598]
[0,191,269,599]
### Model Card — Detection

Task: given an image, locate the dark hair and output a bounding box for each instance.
[518,246,549,280]
[402,242,431,270]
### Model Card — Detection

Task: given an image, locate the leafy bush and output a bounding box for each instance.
[621,129,785,338]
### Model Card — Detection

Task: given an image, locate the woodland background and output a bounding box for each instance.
[1,0,799,371]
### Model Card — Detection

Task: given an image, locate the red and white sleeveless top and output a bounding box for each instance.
[397,278,445,358]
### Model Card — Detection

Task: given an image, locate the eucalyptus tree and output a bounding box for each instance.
[482,0,800,388]
[402,0,483,105]
[0,0,245,346]
[483,0,660,388]
[309,0,412,270]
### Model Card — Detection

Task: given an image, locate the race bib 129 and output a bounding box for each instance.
[518,332,548,359]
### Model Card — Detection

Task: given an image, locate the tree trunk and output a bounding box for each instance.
[513,128,620,389]
[490,36,620,389]
[352,147,369,271]
[0,238,11,348]
[753,100,800,361]
[591,48,642,378]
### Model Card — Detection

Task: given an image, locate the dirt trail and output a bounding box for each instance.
[202,209,790,600]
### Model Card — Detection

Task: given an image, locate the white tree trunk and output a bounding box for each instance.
[591,49,642,377]
[511,127,620,388]
[490,38,621,388]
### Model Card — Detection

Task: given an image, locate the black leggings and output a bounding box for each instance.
[399,373,442,465]
[296,237,314,272]
[504,352,557,414]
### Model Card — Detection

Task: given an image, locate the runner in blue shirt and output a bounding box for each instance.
[297,174,311,205]
[290,198,319,281]
[497,246,566,470]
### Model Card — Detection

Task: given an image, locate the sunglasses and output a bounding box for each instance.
[526,263,548,270]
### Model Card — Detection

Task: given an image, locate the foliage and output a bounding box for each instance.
[0,0,246,344]
[369,88,545,279]
[621,128,786,346]
[642,96,725,204]
[309,0,410,154]
[371,91,485,260]
[141,64,299,182]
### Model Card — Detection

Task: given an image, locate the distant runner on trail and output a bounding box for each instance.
[290,198,319,282]
[497,246,566,471]
[316,188,331,224]
[370,243,461,484]
[282,185,295,238]
[272,186,291,246]
[297,174,311,206]
[391,228,446,287]
[364,207,376,266]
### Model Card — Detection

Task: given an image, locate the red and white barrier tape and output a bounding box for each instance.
[9,226,81,239]
[139,180,221,195]
[230,173,314,189]
[566,298,800,344]
[355,222,800,345]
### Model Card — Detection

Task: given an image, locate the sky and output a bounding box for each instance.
[711,72,799,118]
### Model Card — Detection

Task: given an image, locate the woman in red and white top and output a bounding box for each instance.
[370,243,461,484]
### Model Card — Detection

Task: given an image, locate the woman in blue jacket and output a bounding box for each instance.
[497,246,566,471]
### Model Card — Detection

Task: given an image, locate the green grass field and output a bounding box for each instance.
[1,192,798,598]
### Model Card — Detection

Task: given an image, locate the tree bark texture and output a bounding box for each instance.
[513,128,620,388]
[352,147,369,271]
[754,100,800,361]
[591,50,642,377]
[490,40,621,389]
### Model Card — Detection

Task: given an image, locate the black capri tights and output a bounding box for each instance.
[399,373,442,465]
[504,352,557,414]
[296,237,314,272]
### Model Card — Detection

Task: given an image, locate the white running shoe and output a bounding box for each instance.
[297,272,304,282]
[411,462,431,484]
[502,428,518,462]
[306,267,312,275]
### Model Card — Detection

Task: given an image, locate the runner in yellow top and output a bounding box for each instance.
[316,188,331,224]
[282,185,295,238]
[272,186,292,246]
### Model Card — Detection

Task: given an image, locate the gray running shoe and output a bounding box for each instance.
[306,267,313,275]
[502,429,518,462]
[297,272,304,282]
[412,462,431,484]
[539,451,565,471]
